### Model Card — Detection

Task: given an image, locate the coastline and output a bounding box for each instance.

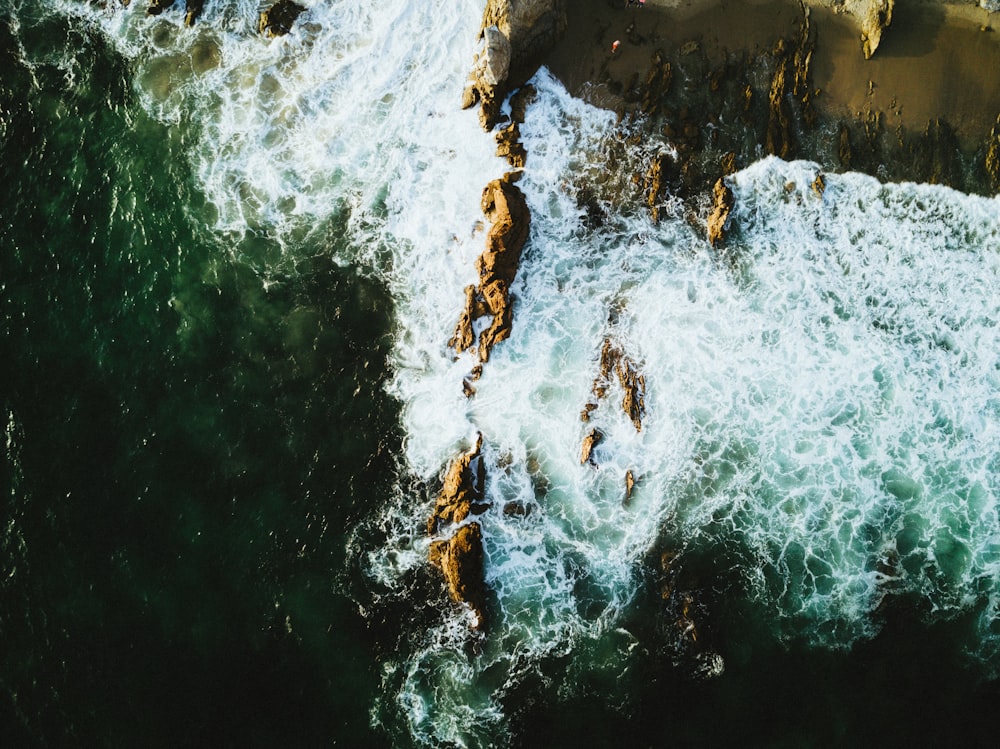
[543,0,1000,147]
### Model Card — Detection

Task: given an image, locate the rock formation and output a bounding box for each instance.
[987,114,1000,192]
[580,428,603,466]
[429,523,487,630]
[428,435,489,629]
[147,0,202,26]
[860,0,895,59]
[463,0,568,131]
[449,175,530,364]
[259,0,306,38]
[428,434,487,534]
[766,6,815,159]
[706,177,734,246]
[581,338,646,431]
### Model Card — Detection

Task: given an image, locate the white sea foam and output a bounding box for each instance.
[41,0,1000,745]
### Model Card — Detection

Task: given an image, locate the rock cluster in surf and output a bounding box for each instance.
[430,0,569,631]
[427,435,489,629]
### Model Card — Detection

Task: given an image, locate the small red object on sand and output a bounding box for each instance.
[612,39,621,53]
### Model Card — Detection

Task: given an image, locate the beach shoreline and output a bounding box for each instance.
[542,0,1000,146]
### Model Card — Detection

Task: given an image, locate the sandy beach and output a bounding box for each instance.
[544,0,1000,143]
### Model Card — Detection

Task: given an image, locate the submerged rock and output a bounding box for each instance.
[259,0,307,38]
[146,0,202,25]
[706,177,734,246]
[147,0,174,15]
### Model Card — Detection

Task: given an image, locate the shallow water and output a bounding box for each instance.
[4,2,1000,747]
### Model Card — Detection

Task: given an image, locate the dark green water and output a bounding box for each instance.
[5,4,1000,748]
[1,10,396,746]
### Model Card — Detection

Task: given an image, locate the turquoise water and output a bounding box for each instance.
[5,2,1000,747]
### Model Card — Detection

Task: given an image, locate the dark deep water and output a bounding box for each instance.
[1,8,397,745]
[4,3,1000,748]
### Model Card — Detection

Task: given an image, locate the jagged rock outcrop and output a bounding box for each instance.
[259,0,306,37]
[580,428,603,466]
[581,338,646,431]
[450,175,530,364]
[429,523,487,630]
[986,114,1000,192]
[147,0,202,26]
[766,6,815,159]
[644,150,676,223]
[463,0,568,131]
[706,177,734,246]
[428,435,489,629]
[861,0,894,59]
[428,434,486,534]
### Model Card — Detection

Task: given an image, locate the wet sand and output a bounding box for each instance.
[544,0,1000,142]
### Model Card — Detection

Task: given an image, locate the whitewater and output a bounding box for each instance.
[25,1,1000,746]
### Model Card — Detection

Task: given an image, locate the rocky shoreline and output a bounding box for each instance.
[428,0,999,639]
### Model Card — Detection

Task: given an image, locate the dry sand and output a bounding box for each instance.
[544,0,1000,142]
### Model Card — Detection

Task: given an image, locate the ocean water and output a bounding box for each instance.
[4,1,1000,747]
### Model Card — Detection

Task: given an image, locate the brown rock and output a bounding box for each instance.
[584,338,645,430]
[183,0,203,26]
[861,0,894,60]
[496,122,527,168]
[430,523,487,629]
[986,114,1000,192]
[706,177,734,247]
[450,177,530,363]
[428,434,486,535]
[811,172,826,196]
[625,470,636,504]
[467,1,568,131]
[581,428,603,466]
[450,285,477,354]
[258,0,306,38]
